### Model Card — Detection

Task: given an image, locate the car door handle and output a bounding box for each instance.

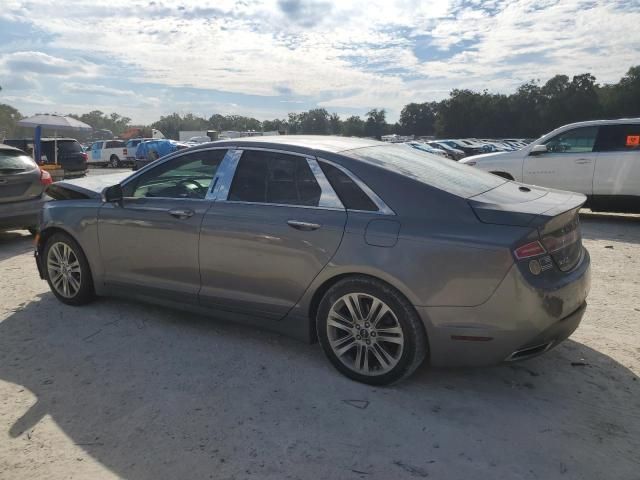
[168,208,194,219]
[575,158,592,164]
[287,220,321,231]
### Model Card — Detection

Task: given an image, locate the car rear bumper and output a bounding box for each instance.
[0,197,43,230]
[417,248,591,367]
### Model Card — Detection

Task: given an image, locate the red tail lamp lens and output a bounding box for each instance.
[514,241,546,260]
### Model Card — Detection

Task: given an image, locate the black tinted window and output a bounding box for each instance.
[319,162,377,211]
[125,149,227,199]
[229,150,321,206]
[57,141,82,153]
[595,124,640,152]
[543,127,598,153]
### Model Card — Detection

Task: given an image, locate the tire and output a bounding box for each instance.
[316,276,428,385]
[110,155,121,168]
[43,232,95,306]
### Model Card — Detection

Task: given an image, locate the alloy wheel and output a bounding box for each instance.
[47,242,82,298]
[326,293,404,376]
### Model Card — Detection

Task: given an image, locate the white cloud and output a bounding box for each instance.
[1,0,639,123]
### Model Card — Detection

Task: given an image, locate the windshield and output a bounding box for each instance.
[0,150,37,171]
[343,144,505,198]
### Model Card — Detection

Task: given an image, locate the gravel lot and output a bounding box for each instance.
[0,211,638,480]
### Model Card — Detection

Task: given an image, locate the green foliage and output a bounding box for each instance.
[0,103,24,139]
[69,110,132,138]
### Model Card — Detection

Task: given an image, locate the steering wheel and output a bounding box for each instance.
[176,178,206,198]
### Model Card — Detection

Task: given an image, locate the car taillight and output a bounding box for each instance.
[80,152,88,161]
[40,169,53,186]
[123,148,128,155]
[513,241,546,260]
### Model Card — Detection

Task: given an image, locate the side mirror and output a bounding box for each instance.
[529,144,548,156]
[102,184,123,204]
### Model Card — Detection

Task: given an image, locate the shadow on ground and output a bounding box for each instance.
[1,295,638,480]
[0,230,32,262]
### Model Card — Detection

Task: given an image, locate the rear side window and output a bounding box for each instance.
[319,162,377,211]
[595,124,640,152]
[58,141,82,153]
[543,126,598,153]
[228,150,321,207]
[0,150,37,171]
[344,144,504,198]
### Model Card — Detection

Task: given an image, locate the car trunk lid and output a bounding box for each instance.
[468,182,586,272]
[0,150,43,204]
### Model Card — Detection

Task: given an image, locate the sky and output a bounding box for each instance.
[1,0,639,125]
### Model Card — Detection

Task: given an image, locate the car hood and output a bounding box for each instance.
[47,172,131,199]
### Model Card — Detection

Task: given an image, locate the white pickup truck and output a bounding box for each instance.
[461,119,640,213]
[88,140,127,168]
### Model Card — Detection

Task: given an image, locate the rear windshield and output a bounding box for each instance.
[57,141,82,153]
[343,144,505,198]
[0,150,37,171]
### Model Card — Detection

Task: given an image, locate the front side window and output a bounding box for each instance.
[124,149,227,199]
[594,124,640,152]
[228,150,321,207]
[543,126,598,153]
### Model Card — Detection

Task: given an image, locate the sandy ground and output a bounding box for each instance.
[0,211,638,480]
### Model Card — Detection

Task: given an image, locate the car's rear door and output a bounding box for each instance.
[198,148,347,320]
[523,126,598,194]
[592,123,640,212]
[98,148,227,302]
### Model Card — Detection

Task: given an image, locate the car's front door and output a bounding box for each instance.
[523,126,599,194]
[91,142,102,163]
[98,148,228,302]
[198,148,347,319]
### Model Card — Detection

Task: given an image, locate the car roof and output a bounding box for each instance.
[558,118,640,129]
[0,143,25,153]
[190,135,384,154]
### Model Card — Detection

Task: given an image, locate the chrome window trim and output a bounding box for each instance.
[316,157,395,216]
[215,148,346,211]
[118,146,234,202]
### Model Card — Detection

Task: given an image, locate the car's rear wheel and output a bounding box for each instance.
[44,232,95,305]
[317,276,427,385]
[110,155,121,168]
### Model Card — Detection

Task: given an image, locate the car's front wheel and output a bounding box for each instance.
[44,232,95,305]
[317,276,427,385]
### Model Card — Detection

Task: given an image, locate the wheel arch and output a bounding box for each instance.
[306,271,427,346]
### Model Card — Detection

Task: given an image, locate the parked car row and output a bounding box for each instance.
[4,137,88,177]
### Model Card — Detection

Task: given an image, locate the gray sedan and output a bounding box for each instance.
[35,136,590,384]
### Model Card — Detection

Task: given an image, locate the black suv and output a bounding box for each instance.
[4,138,87,177]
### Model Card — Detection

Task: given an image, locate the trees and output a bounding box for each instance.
[365,109,387,139]
[0,103,23,139]
[399,102,437,136]
[342,115,365,137]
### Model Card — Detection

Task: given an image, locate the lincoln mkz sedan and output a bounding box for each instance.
[35,136,591,384]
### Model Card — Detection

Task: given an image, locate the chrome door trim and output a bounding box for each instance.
[208,149,241,200]
[316,157,396,216]
[306,157,344,209]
